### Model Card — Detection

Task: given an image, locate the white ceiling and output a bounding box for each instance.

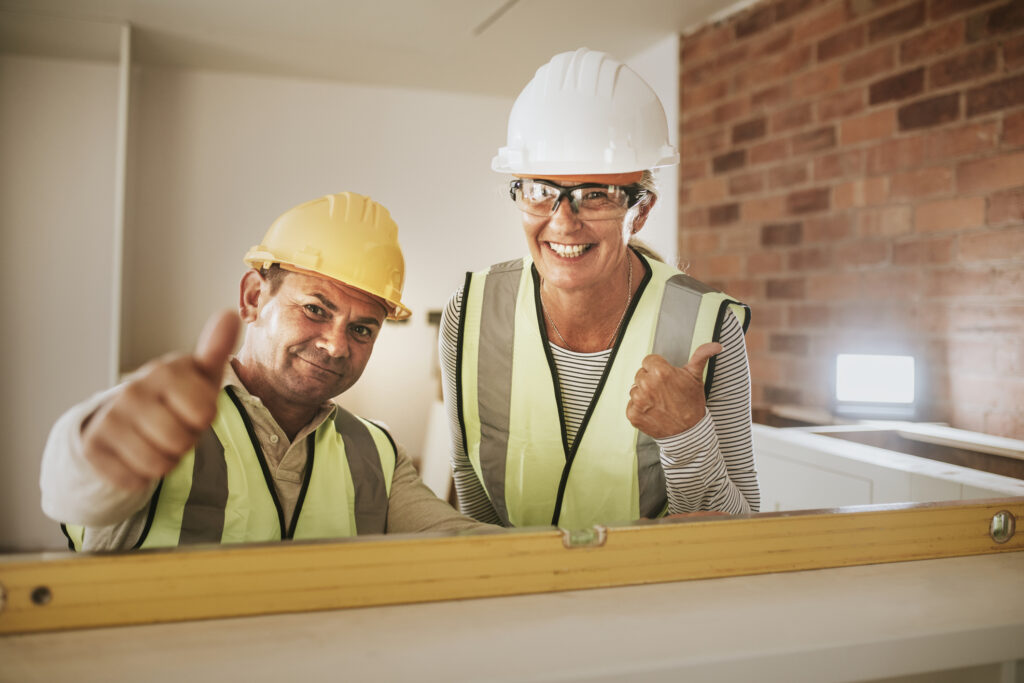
[0,0,748,96]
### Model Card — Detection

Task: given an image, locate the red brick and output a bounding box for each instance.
[930,0,995,21]
[1006,110,1024,147]
[858,269,922,298]
[959,227,1024,261]
[923,121,999,162]
[743,195,788,222]
[681,129,727,157]
[750,26,795,59]
[747,45,814,87]
[1006,35,1024,71]
[770,333,811,354]
[869,2,925,43]
[729,171,765,195]
[813,149,866,181]
[924,266,996,297]
[834,239,890,265]
[792,126,837,155]
[793,4,848,43]
[721,225,761,250]
[835,177,889,208]
[793,62,842,98]
[766,277,807,299]
[892,236,954,264]
[685,228,721,253]
[713,150,747,174]
[889,166,954,200]
[750,139,791,165]
[842,45,896,83]
[769,162,810,188]
[866,135,926,173]
[818,89,866,121]
[805,213,854,241]
[707,253,745,277]
[898,93,960,131]
[761,221,804,246]
[958,151,1024,193]
[732,117,767,144]
[682,109,716,133]
[709,202,741,225]
[848,0,903,18]
[736,4,777,38]
[777,0,818,21]
[714,97,751,124]
[929,45,998,88]
[967,74,1024,118]
[748,251,785,275]
[680,160,707,182]
[966,1,1024,42]
[841,108,896,145]
[859,205,913,236]
[900,20,964,62]
[806,272,862,300]
[771,102,813,132]
[681,25,732,64]
[682,79,730,109]
[715,44,752,74]
[688,177,728,204]
[818,25,866,61]
[988,187,1024,224]
[869,67,925,105]
[788,246,834,270]
[749,85,790,111]
[788,303,832,326]
[763,385,804,404]
[914,196,986,232]
[682,207,708,228]
[787,187,831,214]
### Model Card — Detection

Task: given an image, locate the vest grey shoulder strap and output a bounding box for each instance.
[334,407,391,535]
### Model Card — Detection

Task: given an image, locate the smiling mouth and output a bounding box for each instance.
[546,242,593,258]
[298,355,344,377]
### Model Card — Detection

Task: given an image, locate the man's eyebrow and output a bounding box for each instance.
[311,293,338,312]
[352,316,383,328]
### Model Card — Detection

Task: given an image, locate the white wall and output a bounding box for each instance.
[625,35,680,268]
[0,54,119,551]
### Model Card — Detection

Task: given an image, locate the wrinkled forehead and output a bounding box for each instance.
[279,264,389,319]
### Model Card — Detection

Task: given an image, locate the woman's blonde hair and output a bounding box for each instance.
[627,170,666,263]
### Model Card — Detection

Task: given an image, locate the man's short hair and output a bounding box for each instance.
[259,264,289,295]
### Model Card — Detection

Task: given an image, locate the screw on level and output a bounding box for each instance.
[31,586,52,606]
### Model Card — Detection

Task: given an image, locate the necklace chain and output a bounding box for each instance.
[542,254,633,352]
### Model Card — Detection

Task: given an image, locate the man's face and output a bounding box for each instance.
[239,269,387,410]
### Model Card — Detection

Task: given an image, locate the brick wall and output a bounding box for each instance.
[677,0,1024,438]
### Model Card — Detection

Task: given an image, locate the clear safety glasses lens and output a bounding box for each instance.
[510,179,636,219]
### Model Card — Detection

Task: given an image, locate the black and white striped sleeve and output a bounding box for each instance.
[439,289,502,525]
[655,309,759,514]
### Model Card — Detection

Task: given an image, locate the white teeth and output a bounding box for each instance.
[548,242,591,258]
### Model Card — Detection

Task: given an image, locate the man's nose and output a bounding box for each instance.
[316,322,350,358]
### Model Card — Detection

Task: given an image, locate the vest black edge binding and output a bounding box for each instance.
[454,271,473,496]
[59,522,76,551]
[286,432,317,539]
[131,479,165,550]
[547,251,653,527]
[705,299,748,398]
[225,386,288,539]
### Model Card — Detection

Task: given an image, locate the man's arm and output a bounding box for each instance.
[385,443,494,534]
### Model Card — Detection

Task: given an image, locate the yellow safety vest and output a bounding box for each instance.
[455,253,749,529]
[63,388,396,551]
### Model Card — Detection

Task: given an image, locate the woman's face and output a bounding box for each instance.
[520,180,652,294]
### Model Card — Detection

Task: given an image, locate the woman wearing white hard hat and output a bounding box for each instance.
[439,48,759,528]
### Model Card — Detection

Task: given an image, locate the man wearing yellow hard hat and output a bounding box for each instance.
[41,193,491,551]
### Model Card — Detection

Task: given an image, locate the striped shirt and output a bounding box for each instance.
[439,282,759,525]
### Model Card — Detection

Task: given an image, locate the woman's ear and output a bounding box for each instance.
[238,270,265,323]
[629,194,658,235]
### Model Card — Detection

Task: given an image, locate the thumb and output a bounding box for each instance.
[684,342,723,380]
[194,309,241,380]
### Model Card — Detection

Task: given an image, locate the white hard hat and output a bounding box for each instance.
[492,48,679,177]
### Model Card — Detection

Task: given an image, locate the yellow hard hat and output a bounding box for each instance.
[244,192,411,321]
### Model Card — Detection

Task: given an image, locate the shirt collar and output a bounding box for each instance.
[221,358,338,431]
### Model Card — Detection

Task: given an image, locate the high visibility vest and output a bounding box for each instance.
[455,253,749,529]
[62,388,396,551]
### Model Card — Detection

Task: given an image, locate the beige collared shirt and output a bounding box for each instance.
[40,361,490,551]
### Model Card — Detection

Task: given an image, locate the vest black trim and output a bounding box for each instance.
[547,250,654,526]
[226,386,289,538]
[132,479,165,550]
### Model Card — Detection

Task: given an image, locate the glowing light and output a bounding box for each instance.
[836,354,915,404]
